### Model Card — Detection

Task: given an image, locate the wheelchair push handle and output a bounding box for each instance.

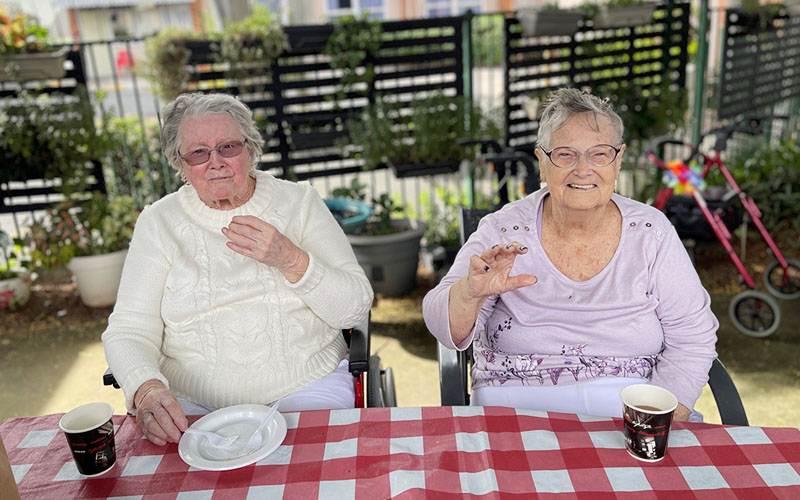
[645,136,699,169]
[483,151,537,170]
[702,114,787,152]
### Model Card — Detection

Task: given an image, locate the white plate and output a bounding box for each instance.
[178,404,287,471]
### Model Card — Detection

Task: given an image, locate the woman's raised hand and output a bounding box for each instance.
[222,215,309,283]
[464,241,538,300]
[447,242,537,345]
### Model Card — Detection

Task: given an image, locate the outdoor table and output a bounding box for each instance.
[2,405,799,499]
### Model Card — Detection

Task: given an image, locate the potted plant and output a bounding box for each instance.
[0,86,108,195]
[216,5,289,95]
[419,187,462,280]
[25,194,140,307]
[516,3,584,38]
[0,7,68,82]
[0,229,31,312]
[324,13,383,102]
[331,179,426,297]
[143,7,288,102]
[593,0,657,29]
[343,92,501,178]
[142,27,206,101]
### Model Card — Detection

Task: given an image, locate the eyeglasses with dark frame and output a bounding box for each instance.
[180,140,246,166]
[538,144,622,169]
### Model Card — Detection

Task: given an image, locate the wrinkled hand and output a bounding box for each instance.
[673,403,691,422]
[463,241,538,300]
[133,380,188,446]
[222,215,309,283]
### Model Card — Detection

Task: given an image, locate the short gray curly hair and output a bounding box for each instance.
[536,88,624,150]
[160,93,265,174]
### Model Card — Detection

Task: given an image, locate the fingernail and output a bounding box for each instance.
[491,244,498,249]
[483,266,490,272]
[506,244,512,249]
[520,246,528,251]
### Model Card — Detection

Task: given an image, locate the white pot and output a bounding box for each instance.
[67,249,128,308]
[0,270,32,311]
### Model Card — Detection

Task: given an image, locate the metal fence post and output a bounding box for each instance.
[463,10,475,208]
[691,0,710,146]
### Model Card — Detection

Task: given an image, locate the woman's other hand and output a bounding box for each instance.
[133,380,188,446]
[222,215,309,283]
[448,242,537,344]
[673,403,691,422]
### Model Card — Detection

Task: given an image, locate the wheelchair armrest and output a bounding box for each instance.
[438,343,469,406]
[346,313,371,377]
[707,358,748,426]
[103,368,120,389]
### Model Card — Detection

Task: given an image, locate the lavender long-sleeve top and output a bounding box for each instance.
[422,188,718,410]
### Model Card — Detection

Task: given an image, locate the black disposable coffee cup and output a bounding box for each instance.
[620,384,678,462]
[58,402,116,476]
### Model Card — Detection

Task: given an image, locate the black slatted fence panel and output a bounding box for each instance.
[182,16,463,180]
[718,10,800,119]
[504,2,690,150]
[1,47,105,215]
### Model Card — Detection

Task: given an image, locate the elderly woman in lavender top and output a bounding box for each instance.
[423,88,717,421]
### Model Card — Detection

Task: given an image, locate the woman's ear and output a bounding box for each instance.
[615,144,626,180]
[534,147,546,182]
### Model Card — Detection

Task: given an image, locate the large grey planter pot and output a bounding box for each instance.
[595,3,657,29]
[0,47,69,82]
[517,9,583,37]
[347,219,426,297]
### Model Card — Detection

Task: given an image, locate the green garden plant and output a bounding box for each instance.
[343,92,502,170]
[0,7,49,54]
[25,194,140,270]
[142,27,205,101]
[331,178,407,236]
[0,86,110,195]
[217,5,289,95]
[324,13,383,102]
[0,229,27,280]
[723,138,800,240]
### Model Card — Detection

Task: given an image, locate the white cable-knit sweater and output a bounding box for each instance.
[102,171,373,412]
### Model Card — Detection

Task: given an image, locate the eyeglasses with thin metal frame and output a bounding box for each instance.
[538,144,622,169]
[180,140,246,166]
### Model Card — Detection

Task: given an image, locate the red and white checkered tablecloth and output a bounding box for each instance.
[2,406,799,499]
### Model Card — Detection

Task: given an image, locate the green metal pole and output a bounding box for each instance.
[691,0,710,146]
[462,10,475,208]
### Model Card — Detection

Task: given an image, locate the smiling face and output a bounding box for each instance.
[179,113,253,208]
[535,112,625,214]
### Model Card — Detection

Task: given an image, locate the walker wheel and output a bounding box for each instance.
[728,290,781,338]
[763,258,800,300]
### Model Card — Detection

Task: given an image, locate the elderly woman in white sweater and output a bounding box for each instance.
[102,93,373,446]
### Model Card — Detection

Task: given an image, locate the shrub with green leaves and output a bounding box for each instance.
[25,194,140,270]
[344,92,502,170]
[101,116,173,204]
[724,138,800,239]
[0,86,108,194]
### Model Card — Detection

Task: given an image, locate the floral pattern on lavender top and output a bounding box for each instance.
[471,317,658,387]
